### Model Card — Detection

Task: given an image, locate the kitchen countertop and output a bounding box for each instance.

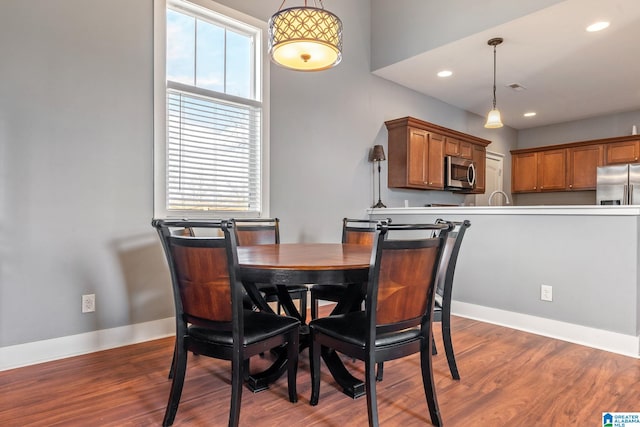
[367,205,640,216]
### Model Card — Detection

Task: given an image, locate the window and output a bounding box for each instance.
[154,0,269,218]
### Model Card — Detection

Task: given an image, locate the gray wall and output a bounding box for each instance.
[518,108,640,148]
[0,0,169,347]
[372,210,640,337]
[0,0,515,348]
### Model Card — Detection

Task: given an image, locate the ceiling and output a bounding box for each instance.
[372,0,640,130]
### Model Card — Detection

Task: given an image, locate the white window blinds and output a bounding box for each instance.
[167,87,261,213]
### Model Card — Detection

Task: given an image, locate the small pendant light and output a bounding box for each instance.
[484,37,504,129]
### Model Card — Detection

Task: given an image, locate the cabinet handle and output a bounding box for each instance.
[541,186,544,189]
[569,184,573,188]
[534,186,537,190]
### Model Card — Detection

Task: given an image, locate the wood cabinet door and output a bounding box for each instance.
[407,128,428,187]
[459,141,473,159]
[427,133,445,189]
[606,140,640,164]
[470,145,486,193]
[567,144,604,190]
[537,149,567,191]
[512,152,538,193]
[444,137,459,156]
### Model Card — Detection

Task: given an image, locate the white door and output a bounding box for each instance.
[476,152,505,206]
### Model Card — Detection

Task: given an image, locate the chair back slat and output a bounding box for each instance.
[434,219,471,300]
[234,218,279,245]
[152,219,240,327]
[342,218,389,247]
[375,240,441,325]
[170,240,232,322]
[366,223,450,333]
[343,229,376,246]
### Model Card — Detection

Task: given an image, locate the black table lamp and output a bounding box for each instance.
[370,145,386,208]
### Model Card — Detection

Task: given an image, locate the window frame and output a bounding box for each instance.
[153,0,270,219]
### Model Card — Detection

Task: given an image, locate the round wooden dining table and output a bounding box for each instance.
[237,242,372,398]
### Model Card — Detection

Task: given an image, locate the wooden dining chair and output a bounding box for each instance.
[309,222,451,427]
[431,218,471,380]
[153,219,300,427]
[310,218,389,319]
[234,218,308,320]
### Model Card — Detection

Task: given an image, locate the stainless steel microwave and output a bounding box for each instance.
[445,156,476,190]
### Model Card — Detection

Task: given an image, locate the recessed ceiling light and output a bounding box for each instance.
[586,21,610,32]
[437,70,453,78]
[524,112,537,117]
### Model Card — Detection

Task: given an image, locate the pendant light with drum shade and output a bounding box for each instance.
[484,37,504,129]
[268,0,343,71]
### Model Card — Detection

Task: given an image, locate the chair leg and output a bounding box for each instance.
[309,332,321,406]
[243,359,250,381]
[431,335,437,356]
[162,345,188,427]
[420,338,442,427]
[375,362,384,382]
[168,341,176,379]
[441,321,460,380]
[229,350,243,427]
[365,356,379,427]
[311,294,319,320]
[300,291,308,324]
[287,328,299,403]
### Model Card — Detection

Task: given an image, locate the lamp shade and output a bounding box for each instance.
[370,145,386,162]
[268,6,342,71]
[484,108,504,128]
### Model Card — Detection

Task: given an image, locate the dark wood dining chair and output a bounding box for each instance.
[153,219,300,427]
[373,219,471,383]
[310,218,388,319]
[431,218,471,380]
[309,222,451,427]
[234,218,308,320]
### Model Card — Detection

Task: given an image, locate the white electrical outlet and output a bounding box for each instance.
[540,285,553,302]
[82,294,96,313]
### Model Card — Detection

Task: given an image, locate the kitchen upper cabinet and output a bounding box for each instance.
[512,149,566,193]
[537,149,566,191]
[388,125,444,190]
[385,117,491,192]
[469,144,486,194]
[512,152,538,192]
[405,129,444,189]
[511,135,637,194]
[567,144,604,190]
[606,140,640,164]
[445,137,473,159]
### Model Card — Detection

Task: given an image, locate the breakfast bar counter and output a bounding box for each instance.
[368,206,640,357]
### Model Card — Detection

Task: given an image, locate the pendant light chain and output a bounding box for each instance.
[492,43,497,110]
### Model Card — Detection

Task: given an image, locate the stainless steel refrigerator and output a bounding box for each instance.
[596,164,640,205]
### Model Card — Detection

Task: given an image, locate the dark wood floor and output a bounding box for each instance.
[1,309,639,426]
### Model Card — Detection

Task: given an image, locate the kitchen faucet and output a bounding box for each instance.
[488,190,511,206]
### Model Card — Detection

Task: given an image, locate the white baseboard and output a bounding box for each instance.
[2,302,639,372]
[0,317,175,371]
[452,301,640,358]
